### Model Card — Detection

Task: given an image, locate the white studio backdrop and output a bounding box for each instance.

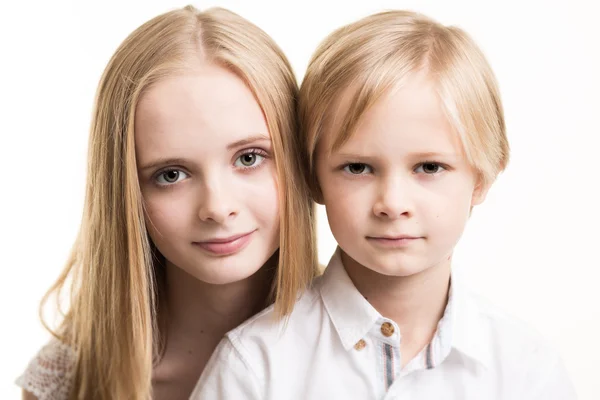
[1,0,598,398]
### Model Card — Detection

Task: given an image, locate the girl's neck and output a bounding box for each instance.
[162,253,276,338]
[151,254,277,399]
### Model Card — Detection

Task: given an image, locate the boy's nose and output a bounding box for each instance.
[372,178,412,219]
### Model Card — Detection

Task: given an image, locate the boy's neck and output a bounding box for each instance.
[341,250,451,365]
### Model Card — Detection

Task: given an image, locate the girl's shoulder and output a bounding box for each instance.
[16,337,76,400]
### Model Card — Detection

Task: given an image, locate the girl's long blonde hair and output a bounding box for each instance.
[41,6,317,399]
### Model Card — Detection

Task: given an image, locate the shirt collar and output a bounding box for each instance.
[318,247,492,368]
[318,248,381,350]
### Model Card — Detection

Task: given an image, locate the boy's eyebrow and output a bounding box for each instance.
[333,151,459,160]
[333,152,379,161]
[408,151,460,160]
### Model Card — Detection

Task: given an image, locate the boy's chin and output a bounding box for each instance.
[367,263,430,278]
[343,250,432,278]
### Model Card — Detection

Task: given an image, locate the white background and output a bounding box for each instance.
[1,0,598,398]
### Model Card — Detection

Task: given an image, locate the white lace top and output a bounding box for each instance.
[16,339,75,400]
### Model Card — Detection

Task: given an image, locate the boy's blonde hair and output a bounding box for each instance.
[299,10,509,199]
[41,5,317,399]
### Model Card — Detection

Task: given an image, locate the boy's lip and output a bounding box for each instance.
[366,235,423,248]
[366,234,422,240]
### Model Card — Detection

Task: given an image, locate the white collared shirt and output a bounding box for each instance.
[191,249,576,399]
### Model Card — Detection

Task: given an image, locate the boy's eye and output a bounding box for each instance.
[344,163,372,174]
[415,162,445,174]
[156,169,189,185]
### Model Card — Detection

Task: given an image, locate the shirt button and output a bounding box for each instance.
[354,339,366,351]
[381,322,395,337]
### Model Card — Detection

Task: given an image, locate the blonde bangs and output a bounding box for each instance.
[300,10,509,198]
[430,26,509,186]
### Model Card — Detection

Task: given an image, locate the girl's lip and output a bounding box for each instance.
[193,230,256,256]
[197,231,254,244]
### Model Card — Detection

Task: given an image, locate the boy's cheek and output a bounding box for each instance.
[324,188,359,212]
[327,201,365,235]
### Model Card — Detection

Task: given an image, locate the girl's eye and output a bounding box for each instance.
[415,162,446,174]
[343,163,372,175]
[234,152,266,168]
[155,169,189,185]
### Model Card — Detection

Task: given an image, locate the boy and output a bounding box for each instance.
[191,10,576,399]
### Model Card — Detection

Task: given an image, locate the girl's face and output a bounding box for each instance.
[135,64,280,285]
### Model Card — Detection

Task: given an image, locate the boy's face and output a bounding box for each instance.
[316,71,488,277]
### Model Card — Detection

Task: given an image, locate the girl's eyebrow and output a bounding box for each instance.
[139,157,190,172]
[227,134,271,150]
[138,135,272,172]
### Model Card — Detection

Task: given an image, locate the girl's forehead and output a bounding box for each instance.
[134,71,270,164]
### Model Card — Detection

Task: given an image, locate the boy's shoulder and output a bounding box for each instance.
[224,276,327,368]
[467,288,549,343]
[228,276,325,342]
[467,289,575,397]
[461,287,566,376]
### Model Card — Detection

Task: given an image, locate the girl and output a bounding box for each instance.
[17,5,317,399]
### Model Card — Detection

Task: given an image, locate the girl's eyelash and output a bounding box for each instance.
[152,167,189,188]
[235,148,271,171]
[151,148,272,185]
[153,166,186,179]
[238,148,269,159]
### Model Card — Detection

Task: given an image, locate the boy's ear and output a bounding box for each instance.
[471,177,491,206]
[308,170,325,204]
[311,185,325,205]
[314,194,324,205]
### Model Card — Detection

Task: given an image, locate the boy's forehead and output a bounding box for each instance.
[316,70,421,146]
[317,82,465,159]
[318,74,452,151]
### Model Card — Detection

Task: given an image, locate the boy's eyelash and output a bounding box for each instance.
[339,161,368,169]
[417,161,450,170]
[337,160,450,172]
